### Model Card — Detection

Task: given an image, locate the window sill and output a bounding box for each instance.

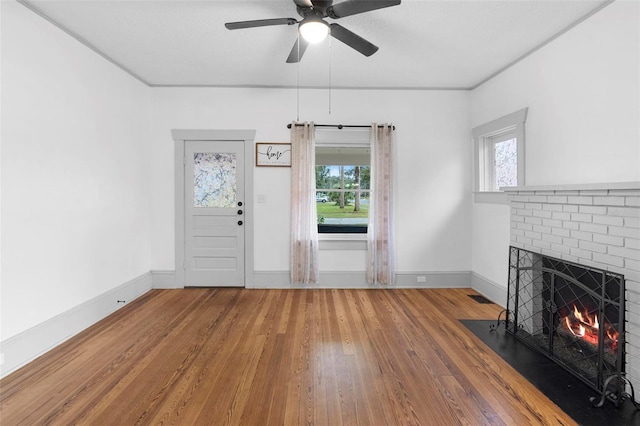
[473,191,509,205]
[319,233,367,250]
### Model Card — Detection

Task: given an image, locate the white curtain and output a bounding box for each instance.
[290,122,319,284]
[367,123,395,285]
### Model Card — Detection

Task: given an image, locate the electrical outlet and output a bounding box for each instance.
[257,194,267,203]
[416,276,427,283]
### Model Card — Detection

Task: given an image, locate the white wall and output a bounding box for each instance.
[1,2,152,340]
[470,1,640,297]
[149,88,471,277]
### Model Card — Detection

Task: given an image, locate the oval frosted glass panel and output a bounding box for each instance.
[194,152,237,208]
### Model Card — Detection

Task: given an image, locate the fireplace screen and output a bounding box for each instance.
[504,246,626,405]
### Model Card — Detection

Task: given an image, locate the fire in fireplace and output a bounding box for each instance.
[498,246,627,407]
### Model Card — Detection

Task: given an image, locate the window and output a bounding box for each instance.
[473,108,527,195]
[315,129,370,234]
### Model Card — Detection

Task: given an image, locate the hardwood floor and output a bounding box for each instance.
[0,288,576,425]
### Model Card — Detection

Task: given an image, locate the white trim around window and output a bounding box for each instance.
[473,108,528,203]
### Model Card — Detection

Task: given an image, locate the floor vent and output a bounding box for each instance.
[468,294,493,304]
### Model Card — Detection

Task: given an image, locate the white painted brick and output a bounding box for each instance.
[579,189,609,196]
[568,195,593,205]
[593,233,624,247]
[517,208,532,217]
[563,205,579,213]
[551,227,570,237]
[511,202,525,209]
[547,195,567,204]
[532,210,553,219]
[524,230,542,240]
[570,247,592,260]
[579,222,608,235]
[525,216,542,225]
[528,195,547,203]
[516,236,533,246]
[563,221,579,230]
[610,189,640,196]
[593,214,624,226]
[594,196,626,206]
[626,238,640,250]
[626,217,640,228]
[579,205,608,215]
[533,225,552,235]
[550,243,571,255]
[543,234,563,244]
[578,240,608,254]
[553,212,571,221]
[609,246,640,260]
[610,226,640,238]
[543,218,563,228]
[571,213,592,223]
[542,204,563,212]
[532,240,551,250]
[512,195,529,202]
[512,215,525,223]
[534,190,556,196]
[571,230,593,241]
[525,202,543,210]
[512,228,525,237]
[625,258,640,273]
[627,196,640,207]
[592,253,625,268]
[563,237,579,248]
[608,206,640,218]
[560,253,579,263]
[517,222,533,231]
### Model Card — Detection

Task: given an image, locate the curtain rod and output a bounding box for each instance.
[286,123,396,130]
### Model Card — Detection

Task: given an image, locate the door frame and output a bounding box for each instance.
[172,129,255,288]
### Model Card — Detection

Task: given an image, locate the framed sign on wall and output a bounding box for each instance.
[256,143,292,167]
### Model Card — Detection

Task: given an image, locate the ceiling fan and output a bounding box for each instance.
[225,0,401,63]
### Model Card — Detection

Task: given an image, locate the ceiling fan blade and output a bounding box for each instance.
[328,0,400,19]
[225,18,298,30]
[292,0,313,7]
[286,37,310,63]
[329,23,378,57]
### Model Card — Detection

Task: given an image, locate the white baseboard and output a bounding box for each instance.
[470,272,507,308]
[151,270,180,289]
[252,271,472,289]
[0,272,152,379]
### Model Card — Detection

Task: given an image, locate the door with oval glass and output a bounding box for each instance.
[184,140,244,287]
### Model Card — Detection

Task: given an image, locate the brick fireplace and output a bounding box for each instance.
[504,183,640,395]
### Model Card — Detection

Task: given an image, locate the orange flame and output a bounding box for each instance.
[562,304,618,353]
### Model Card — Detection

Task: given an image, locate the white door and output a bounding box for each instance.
[184,140,245,287]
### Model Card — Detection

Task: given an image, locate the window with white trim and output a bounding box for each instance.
[473,108,527,193]
[315,129,370,234]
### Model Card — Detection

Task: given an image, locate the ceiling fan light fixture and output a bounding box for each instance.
[299,19,329,43]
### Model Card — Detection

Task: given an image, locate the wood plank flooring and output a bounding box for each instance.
[0,288,577,425]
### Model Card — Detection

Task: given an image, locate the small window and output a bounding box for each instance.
[316,146,370,234]
[473,108,527,193]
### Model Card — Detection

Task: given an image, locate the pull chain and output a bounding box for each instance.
[328,36,332,115]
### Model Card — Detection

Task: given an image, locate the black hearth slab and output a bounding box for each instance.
[461,319,640,426]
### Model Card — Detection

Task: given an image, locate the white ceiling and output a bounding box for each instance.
[21,0,612,89]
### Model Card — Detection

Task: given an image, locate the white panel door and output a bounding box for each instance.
[184,140,245,287]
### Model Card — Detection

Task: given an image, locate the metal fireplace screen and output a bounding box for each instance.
[505,246,625,404]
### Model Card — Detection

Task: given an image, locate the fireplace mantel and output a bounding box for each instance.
[503,182,640,193]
